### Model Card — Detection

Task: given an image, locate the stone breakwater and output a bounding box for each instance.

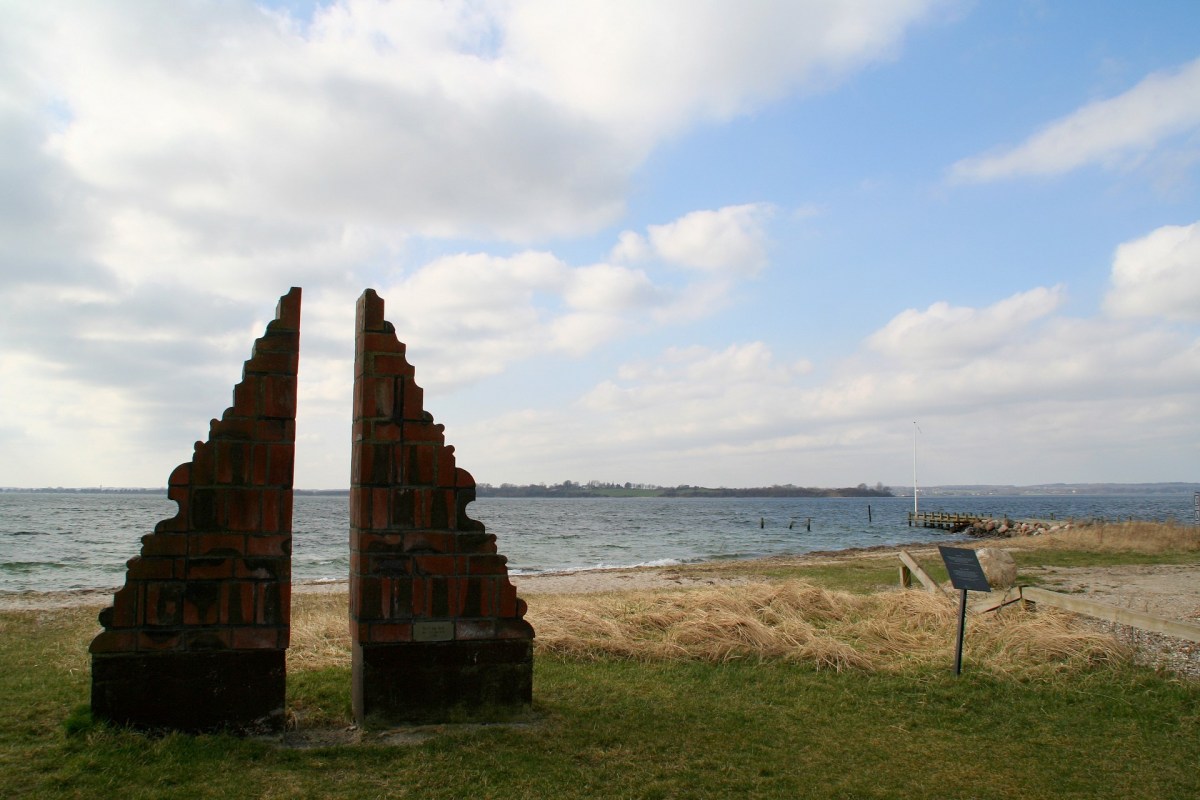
[963,518,1077,538]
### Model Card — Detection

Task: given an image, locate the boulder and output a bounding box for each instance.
[975,547,1017,589]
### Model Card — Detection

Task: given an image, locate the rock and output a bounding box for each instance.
[975,547,1017,589]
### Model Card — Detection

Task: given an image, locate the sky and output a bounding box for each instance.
[1,0,1198,491]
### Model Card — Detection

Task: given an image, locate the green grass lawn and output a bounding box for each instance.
[2,601,1198,799]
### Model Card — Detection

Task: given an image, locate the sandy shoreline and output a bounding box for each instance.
[0,542,946,611]
[5,540,1197,622]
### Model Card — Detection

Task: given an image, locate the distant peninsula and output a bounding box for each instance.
[473,481,893,498]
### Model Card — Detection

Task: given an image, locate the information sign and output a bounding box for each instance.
[938,546,991,592]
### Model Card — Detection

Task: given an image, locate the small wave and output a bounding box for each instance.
[509,557,686,576]
[0,561,64,572]
[3,531,49,537]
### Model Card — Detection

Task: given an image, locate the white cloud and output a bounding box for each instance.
[867,286,1065,361]
[646,204,775,275]
[504,0,949,145]
[376,240,725,387]
[1105,221,1200,322]
[455,286,1200,487]
[951,57,1200,182]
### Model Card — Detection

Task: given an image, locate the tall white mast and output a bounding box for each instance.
[912,421,919,516]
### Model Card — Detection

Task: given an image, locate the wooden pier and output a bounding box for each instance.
[907,511,989,531]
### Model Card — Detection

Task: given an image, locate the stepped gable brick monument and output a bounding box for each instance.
[90,287,301,732]
[351,288,533,726]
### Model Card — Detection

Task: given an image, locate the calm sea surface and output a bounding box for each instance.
[0,492,1194,594]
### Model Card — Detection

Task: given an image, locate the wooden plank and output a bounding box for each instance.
[898,550,947,596]
[970,587,1022,614]
[1020,587,1200,643]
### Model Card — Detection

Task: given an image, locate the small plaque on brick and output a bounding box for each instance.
[412,621,454,642]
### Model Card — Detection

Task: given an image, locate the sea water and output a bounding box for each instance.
[0,492,1192,594]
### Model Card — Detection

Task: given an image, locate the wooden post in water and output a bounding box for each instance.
[868,505,873,523]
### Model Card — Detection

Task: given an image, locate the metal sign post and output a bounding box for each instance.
[938,546,992,676]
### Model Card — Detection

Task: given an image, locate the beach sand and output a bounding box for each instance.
[4,541,1198,623]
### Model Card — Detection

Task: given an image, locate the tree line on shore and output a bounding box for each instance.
[473,481,893,499]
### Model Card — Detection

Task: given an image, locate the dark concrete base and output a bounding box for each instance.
[91,650,286,733]
[352,640,532,727]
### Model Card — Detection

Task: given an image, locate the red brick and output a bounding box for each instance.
[140,533,188,557]
[498,582,518,618]
[279,582,291,624]
[127,556,175,580]
[495,619,534,640]
[223,582,257,625]
[89,631,137,654]
[190,533,245,557]
[262,375,295,418]
[455,467,476,489]
[361,332,404,354]
[261,489,281,532]
[371,487,390,529]
[138,630,183,651]
[183,583,222,624]
[435,446,456,487]
[231,380,257,417]
[245,348,297,375]
[468,555,510,575]
[266,443,293,486]
[411,577,429,617]
[108,585,141,628]
[245,533,289,557]
[168,463,191,487]
[255,326,299,353]
[279,490,293,534]
[402,421,444,444]
[414,555,456,575]
[361,376,394,418]
[228,488,261,532]
[184,630,233,650]
[367,622,413,644]
[401,530,455,554]
[256,583,285,625]
[406,444,435,485]
[144,583,184,627]
[373,354,413,378]
[349,486,368,525]
[357,289,386,332]
[275,287,301,329]
[191,442,215,485]
[400,379,424,420]
[457,577,497,618]
[254,418,291,443]
[232,627,282,650]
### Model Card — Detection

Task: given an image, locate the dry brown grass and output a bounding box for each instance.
[1005,520,1200,554]
[288,591,351,670]
[284,574,1132,676]
[526,581,1126,676]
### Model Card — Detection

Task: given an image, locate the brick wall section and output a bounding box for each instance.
[90,287,301,732]
[351,288,533,726]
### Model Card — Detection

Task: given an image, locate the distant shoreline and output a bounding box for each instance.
[2,483,1196,498]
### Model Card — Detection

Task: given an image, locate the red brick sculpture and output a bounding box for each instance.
[90,288,301,732]
[350,289,533,725]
